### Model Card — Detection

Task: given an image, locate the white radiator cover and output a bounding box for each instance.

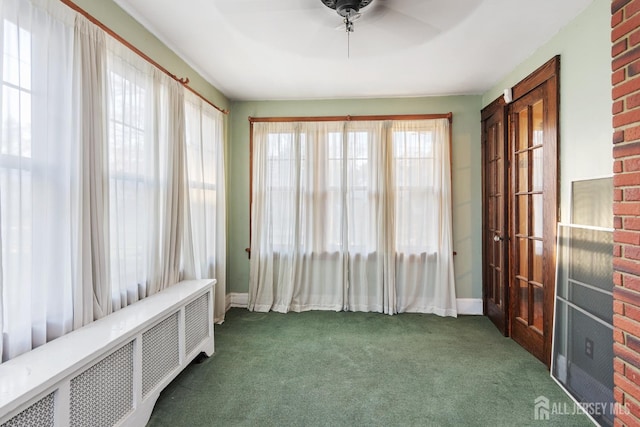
[0,279,215,427]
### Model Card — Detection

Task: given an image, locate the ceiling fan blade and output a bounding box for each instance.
[214,0,324,15]
[367,0,390,17]
[367,0,483,31]
[359,4,440,43]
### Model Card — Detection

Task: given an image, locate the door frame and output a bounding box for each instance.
[481,55,560,367]
[510,56,559,367]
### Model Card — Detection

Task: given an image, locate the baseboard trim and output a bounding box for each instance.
[226,293,483,316]
[226,293,249,312]
[456,298,483,315]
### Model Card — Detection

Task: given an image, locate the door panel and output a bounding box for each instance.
[509,79,557,366]
[482,56,559,367]
[482,101,508,335]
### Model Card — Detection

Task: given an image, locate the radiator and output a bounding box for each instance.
[0,279,215,427]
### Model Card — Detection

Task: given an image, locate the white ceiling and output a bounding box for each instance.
[113,0,594,101]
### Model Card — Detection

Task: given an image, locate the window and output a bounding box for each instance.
[249,115,455,315]
[184,93,224,277]
[253,120,444,255]
[0,0,227,363]
[0,2,77,361]
[185,106,219,232]
[265,131,297,249]
[106,64,150,307]
[393,128,436,254]
[345,130,372,252]
[1,20,32,286]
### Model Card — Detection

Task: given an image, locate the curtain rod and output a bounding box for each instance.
[60,0,229,115]
[248,113,453,123]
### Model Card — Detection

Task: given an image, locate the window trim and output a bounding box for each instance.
[246,113,453,257]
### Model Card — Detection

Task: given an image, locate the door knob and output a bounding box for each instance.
[494,235,503,242]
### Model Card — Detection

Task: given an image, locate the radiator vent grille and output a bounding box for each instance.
[0,280,214,427]
[70,341,134,427]
[185,293,210,355]
[142,312,179,397]
[1,392,55,427]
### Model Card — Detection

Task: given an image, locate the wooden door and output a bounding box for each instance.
[481,56,559,366]
[482,100,508,335]
[508,63,558,366]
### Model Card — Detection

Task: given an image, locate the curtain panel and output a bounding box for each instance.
[0,0,77,362]
[105,40,187,310]
[249,118,456,317]
[182,90,227,323]
[74,15,111,326]
[0,0,226,363]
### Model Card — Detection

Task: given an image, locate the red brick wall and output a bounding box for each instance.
[613,0,640,425]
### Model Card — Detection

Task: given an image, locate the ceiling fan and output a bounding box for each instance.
[213,0,482,58]
[321,0,379,56]
[320,0,373,33]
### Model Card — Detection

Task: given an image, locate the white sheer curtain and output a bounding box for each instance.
[392,120,457,316]
[344,121,395,313]
[183,90,226,323]
[0,0,227,363]
[106,40,153,310]
[249,121,347,312]
[249,118,456,316]
[0,0,76,362]
[106,40,185,310]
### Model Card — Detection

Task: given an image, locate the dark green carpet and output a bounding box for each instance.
[147,308,592,426]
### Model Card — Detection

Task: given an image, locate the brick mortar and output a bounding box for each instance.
[614,0,640,422]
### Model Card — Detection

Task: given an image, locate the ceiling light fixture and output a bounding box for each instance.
[321,0,373,57]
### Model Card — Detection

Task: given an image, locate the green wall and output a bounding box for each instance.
[228,96,483,299]
[69,0,229,111]
[482,0,611,223]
